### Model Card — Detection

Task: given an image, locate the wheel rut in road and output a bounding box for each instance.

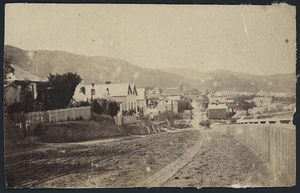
[137,129,206,187]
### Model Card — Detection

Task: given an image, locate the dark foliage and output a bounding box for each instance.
[178,100,193,113]
[93,100,106,115]
[234,96,256,115]
[46,73,82,109]
[93,99,120,117]
[6,80,34,113]
[4,55,15,79]
[108,101,120,117]
[123,109,136,116]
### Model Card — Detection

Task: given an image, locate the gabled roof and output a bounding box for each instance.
[208,103,228,110]
[130,84,137,95]
[73,82,138,102]
[7,64,44,82]
[87,83,135,98]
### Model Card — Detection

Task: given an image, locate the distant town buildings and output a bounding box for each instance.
[250,97,273,107]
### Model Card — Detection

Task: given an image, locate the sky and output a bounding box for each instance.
[5,4,296,75]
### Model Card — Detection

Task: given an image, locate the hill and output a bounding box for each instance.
[4,45,190,88]
[160,68,295,92]
[5,45,295,92]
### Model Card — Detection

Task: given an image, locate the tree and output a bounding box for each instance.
[46,73,82,109]
[108,101,120,117]
[234,97,256,116]
[4,55,14,79]
[6,80,34,113]
[93,100,106,114]
[178,100,193,113]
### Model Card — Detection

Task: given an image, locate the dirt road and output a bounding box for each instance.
[5,109,275,188]
[164,130,275,187]
[5,130,200,188]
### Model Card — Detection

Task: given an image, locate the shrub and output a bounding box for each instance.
[199,120,211,128]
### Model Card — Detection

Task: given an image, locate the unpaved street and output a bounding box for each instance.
[5,109,275,188]
[164,130,275,187]
[5,130,200,188]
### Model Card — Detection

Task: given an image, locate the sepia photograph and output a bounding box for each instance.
[3,3,296,188]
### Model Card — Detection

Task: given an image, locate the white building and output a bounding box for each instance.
[137,88,147,115]
[157,99,178,113]
[73,82,138,112]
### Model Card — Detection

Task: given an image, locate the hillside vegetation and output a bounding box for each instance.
[5,45,295,92]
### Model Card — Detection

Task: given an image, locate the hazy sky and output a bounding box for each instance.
[5,4,296,75]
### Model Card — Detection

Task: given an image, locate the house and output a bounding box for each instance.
[210,91,239,98]
[164,87,183,96]
[137,88,147,115]
[4,64,45,107]
[73,82,137,112]
[157,99,178,113]
[166,95,181,102]
[209,97,234,105]
[207,103,228,119]
[268,102,285,112]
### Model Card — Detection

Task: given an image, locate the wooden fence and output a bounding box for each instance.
[47,107,91,123]
[12,106,91,132]
[213,123,296,186]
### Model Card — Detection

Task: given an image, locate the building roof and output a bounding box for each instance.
[130,84,137,95]
[158,99,178,105]
[165,87,179,90]
[73,83,137,102]
[208,103,228,110]
[137,88,146,100]
[7,64,44,82]
[93,83,133,97]
[166,96,181,101]
[73,82,108,101]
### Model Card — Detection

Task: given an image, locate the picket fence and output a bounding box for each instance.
[13,106,91,132]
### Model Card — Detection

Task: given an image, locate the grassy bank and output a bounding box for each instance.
[35,114,124,143]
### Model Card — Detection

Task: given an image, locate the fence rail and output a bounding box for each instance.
[236,118,292,125]
[213,123,296,186]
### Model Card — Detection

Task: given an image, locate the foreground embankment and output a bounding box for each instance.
[34,115,180,143]
[35,120,125,143]
[213,123,296,186]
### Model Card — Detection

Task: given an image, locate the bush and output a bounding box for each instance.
[92,113,115,123]
[199,120,211,128]
[93,100,105,114]
[154,110,182,125]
